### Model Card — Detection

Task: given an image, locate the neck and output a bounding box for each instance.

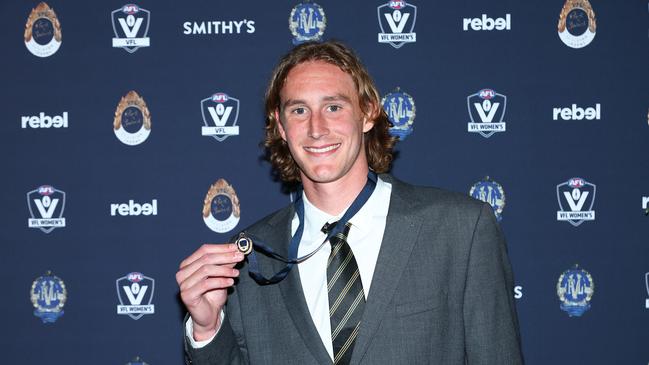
[301,167,370,216]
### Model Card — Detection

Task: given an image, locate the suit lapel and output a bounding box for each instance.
[265,207,333,365]
[350,178,423,364]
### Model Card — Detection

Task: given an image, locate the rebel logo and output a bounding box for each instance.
[110,199,158,216]
[21,112,68,129]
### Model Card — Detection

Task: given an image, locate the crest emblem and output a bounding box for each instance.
[469,177,506,222]
[556,177,596,226]
[467,88,507,138]
[112,4,151,53]
[27,185,66,233]
[31,271,67,323]
[24,2,62,57]
[113,91,152,146]
[558,0,596,48]
[289,2,326,45]
[201,93,240,142]
[381,87,416,140]
[377,1,417,49]
[557,265,594,317]
[203,179,240,233]
[125,357,150,365]
[116,272,155,320]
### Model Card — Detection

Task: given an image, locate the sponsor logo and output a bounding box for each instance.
[110,199,158,216]
[201,93,240,142]
[558,0,596,48]
[112,4,151,53]
[21,112,68,129]
[514,285,523,299]
[557,265,594,317]
[125,357,150,365]
[469,177,506,222]
[645,272,649,308]
[556,177,596,226]
[553,103,601,120]
[183,19,255,35]
[377,1,417,48]
[31,271,66,323]
[381,88,416,140]
[24,2,62,57]
[289,2,326,44]
[463,14,511,31]
[203,179,240,233]
[467,88,507,138]
[27,185,66,234]
[114,91,151,146]
[117,272,155,320]
[643,196,649,214]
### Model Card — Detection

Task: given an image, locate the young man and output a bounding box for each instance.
[176,41,523,364]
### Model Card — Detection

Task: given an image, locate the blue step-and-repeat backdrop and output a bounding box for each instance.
[1,1,648,364]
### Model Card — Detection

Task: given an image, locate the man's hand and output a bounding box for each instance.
[176,244,245,341]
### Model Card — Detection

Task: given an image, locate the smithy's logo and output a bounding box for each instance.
[27,185,66,233]
[112,4,150,53]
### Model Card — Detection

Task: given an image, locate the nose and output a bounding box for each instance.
[307,110,329,139]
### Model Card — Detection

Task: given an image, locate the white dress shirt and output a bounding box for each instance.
[187,177,392,358]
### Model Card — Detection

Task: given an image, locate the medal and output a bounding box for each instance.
[235,232,253,255]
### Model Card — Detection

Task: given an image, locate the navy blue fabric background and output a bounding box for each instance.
[1,1,648,364]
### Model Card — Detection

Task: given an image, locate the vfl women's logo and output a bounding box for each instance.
[377,1,417,49]
[557,265,594,317]
[27,185,66,233]
[556,177,596,226]
[114,90,151,146]
[112,4,151,53]
[467,89,507,138]
[125,357,150,365]
[203,179,240,233]
[24,2,62,57]
[289,2,326,45]
[381,88,416,140]
[469,177,506,222]
[31,271,67,323]
[116,272,155,320]
[558,0,596,48]
[201,93,240,142]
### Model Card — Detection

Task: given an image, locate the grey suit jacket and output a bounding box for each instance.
[185,175,523,364]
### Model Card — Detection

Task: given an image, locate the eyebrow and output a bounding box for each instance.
[281,93,353,111]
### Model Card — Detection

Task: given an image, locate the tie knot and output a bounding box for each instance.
[323,221,352,246]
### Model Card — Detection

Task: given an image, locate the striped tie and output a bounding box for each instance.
[325,222,365,365]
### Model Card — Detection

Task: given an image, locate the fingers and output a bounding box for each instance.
[180,243,239,269]
[178,261,241,293]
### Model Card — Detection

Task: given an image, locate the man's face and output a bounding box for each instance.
[276,61,374,186]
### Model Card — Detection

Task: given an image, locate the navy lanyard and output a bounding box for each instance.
[244,172,377,285]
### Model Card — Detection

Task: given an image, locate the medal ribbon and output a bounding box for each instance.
[244,172,377,285]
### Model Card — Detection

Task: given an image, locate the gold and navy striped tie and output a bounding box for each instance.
[325,222,365,365]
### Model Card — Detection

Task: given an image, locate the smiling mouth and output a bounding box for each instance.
[304,143,341,153]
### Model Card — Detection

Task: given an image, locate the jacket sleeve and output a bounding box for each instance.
[463,203,524,364]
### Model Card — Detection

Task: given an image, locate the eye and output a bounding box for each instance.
[326,105,342,112]
[291,107,306,115]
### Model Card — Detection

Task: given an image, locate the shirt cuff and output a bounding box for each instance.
[185,309,225,349]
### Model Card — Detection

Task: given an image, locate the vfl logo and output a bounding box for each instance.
[289,2,326,45]
[469,177,506,222]
[112,4,151,53]
[557,265,594,317]
[27,185,66,233]
[381,88,416,140]
[24,2,62,57]
[467,89,507,138]
[116,272,155,320]
[125,356,150,365]
[556,177,596,226]
[31,271,67,323]
[201,93,240,142]
[377,1,417,48]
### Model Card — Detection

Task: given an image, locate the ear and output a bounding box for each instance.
[362,101,379,133]
[275,109,287,141]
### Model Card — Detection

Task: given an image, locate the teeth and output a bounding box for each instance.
[305,144,340,153]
